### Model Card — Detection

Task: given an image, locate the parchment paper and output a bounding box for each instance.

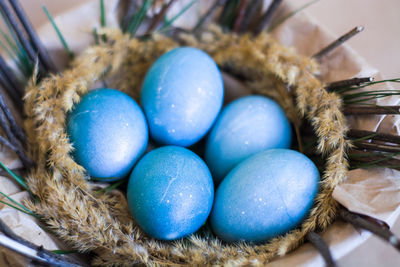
[1,0,399,266]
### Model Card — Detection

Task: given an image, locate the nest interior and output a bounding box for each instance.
[23,26,350,266]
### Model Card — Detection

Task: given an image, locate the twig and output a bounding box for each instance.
[8,0,57,73]
[344,105,400,115]
[253,0,282,35]
[306,232,336,267]
[0,132,32,168]
[239,0,261,32]
[0,70,22,111]
[339,208,400,252]
[348,129,400,145]
[0,55,23,98]
[326,77,373,91]
[313,26,364,60]
[233,0,247,33]
[0,219,85,267]
[146,0,176,34]
[352,141,400,153]
[0,90,26,144]
[121,0,136,32]
[0,105,19,148]
[0,0,42,69]
[193,0,227,33]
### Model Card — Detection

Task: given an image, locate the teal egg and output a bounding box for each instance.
[66,88,148,181]
[141,47,224,147]
[205,95,292,184]
[210,149,319,243]
[127,146,214,240]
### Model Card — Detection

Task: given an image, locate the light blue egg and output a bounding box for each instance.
[141,47,223,147]
[205,95,292,184]
[127,146,214,240]
[66,88,148,181]
[210,149,319,243]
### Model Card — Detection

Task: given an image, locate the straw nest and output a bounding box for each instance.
[22,25,350,266]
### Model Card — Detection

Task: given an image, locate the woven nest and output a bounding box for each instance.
[22,26,350,266]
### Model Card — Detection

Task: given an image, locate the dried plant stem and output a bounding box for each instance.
[349,150,400,170]
[313,26,364,60]
[253,0,282,35]
[193,0,227,33]
[0,219,85,267]
[348,129,400,144]
[353,141,400,153]
[0,55,23,97]
[326,77,373,91]
[306,232,336,267]
[0,70,22,111]
[239,0,261,32]
[339,209,400,252]
[344,105,400,115]
[146,0,176,34]
[0,0,41,69]
[121,0,136,32]
[0,133,32,168]
[0,88,26,144]
[8,0,56,73]
[233,0,247,32]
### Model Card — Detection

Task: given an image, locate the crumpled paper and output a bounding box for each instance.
[0,0,399,266]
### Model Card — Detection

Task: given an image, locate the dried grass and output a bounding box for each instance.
[23,26,349,266]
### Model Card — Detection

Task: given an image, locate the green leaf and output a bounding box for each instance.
[43,5,75,59]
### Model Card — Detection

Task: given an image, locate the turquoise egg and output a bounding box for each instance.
[205,95,292,184]
[66,88,148,181]
[127,146,214,240]
[141,47,224,147]
[210,149,319,243]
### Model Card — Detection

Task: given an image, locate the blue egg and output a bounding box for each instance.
[66,88,148,180]
[141,47,224,147]
[127,146,214,240]
[205,95,292,184]
[210,149,319,243]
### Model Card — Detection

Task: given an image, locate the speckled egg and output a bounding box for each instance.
[66,88,148,181]
[127,146,214,240]
[141,47,224,147]
[205,95,292,184]
[210,149,319,243]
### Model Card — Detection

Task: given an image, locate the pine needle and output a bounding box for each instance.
[93,27,100,45]
[42,5,74,59]
[50,249,78,255]
[0,160,28,192]
[158,0,198,33]
[0,190,32,214]
[336,78,400,94]
[127,0,153,36]
[94,178,127,195]
[100,0,107,42]
[268,0,321,32]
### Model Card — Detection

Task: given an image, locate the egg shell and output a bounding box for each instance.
[127,146,214,240]
[210,149,319,243]
[205,95,292,184]
[66,88,148,180]
[141,47,224,147]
